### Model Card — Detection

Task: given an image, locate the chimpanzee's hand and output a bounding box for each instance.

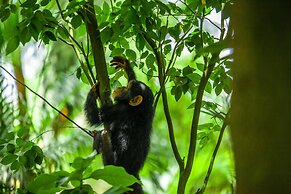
[91,82,100,99]
[92,130,102,154]
[110,56,129,69]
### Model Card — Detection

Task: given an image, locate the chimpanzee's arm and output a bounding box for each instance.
[84,86,102,126]
[110,56,136,81]
[123,61,136,81]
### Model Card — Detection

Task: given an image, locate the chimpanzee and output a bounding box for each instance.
[84,56,154,193]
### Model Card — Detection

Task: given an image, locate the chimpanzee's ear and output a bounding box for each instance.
[129,95,143,106]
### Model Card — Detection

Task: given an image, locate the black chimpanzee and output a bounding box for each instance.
[84,56,154,193]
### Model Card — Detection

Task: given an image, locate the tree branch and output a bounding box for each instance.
[196,110,230,194]
[177,53,219,194]
[82,1,111,104]
[142,32,184,171]
[82,1,113,164]
[177,6,229,193]
[58,37,93,86]
[56,0,96,84]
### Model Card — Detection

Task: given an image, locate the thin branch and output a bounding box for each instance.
[196,110,230,194]
[56,0,68,22]
[30,130,54,141]
[204,17,222,31]
[178,6,228,192]
[153,25,193,108]
[196,12,233,194]
[58,37,94,86]
[0,66,93,137]
[79,43,97,84]
[142,32,184,171]
[54,1,97,84]
[166,25,193,73]
[178,0,196,15]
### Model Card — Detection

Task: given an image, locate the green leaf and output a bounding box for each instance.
[11,160,21,171]
[17,127,29,138]
[7,132,15,141]
[126,49,136,61]
[23,150,36,168]
[26,174,57,193]
[205,81,212,94]
[0,8,10,22]
[196,63,204,71]
[44,31,57,41]
[103,1,110,14]
[160,26,168,40]
[198,123,214,131]
[169,24,181,41]
[16,138,25,147]
[136,33,145,51]
[182,66,195,76]
[60,185,94,194]
[57,26,68,39]
[32,145,43,165]
[0,139,6,145]
[22,0,37,8]
[71,15,82,29]
[156,1,171,14]
[6,143,15,154]
[41,0,51,6]
[71,157,83,170]
[10,4,17,13]
[76,67,82,79]
[164,44,171,55]
[176,42,184,57]
[167,67,180,76]
[187,73,201,83]
[90,165,139,186]
[197,40,230,56]
[145,54,155,68]
[215,83,223,96]
[119,38,129,49]
[147,69,153,81]
[104,186,132,194]
[111,48,124,56]
[19,27,31,45]
[71,155,95,171]
[174,86,182,101]
[140,51,148,59]
[1,153,17,165]
[6,36,19,55]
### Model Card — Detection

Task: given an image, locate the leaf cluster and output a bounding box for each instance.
[24,155,139,194]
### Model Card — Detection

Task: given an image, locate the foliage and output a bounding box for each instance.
[25,156,138,194]
[0,0,234,193]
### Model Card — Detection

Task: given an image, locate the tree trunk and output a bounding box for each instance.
[231,1,291,194]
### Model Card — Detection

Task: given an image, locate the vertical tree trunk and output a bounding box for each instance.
[232,1,291,193]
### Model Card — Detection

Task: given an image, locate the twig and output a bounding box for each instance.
[56,0,67,22]
[204,17,222,31]
[178,0,196,15]
[142,32,184,171]
[55,1,96,84]
[30,130,55,141]
[58,37,94,86]
[196,110,230,194]
[0,65,93,137]
[178,6,228,193]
